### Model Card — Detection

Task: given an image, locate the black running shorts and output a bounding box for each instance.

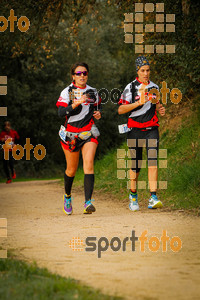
[127,127,159,173]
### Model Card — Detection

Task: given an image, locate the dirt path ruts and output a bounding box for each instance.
[0,180,200,300]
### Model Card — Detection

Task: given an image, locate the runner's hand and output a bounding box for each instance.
[158,104,165,116]
[93,111,101,120]
[138,94,149,106]
[74,94,88,107]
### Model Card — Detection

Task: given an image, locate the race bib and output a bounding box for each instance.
[59,125,67,142]
[118,124,131,134]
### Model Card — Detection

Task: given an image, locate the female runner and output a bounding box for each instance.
[118,56,165,211]
[56,62,101,215]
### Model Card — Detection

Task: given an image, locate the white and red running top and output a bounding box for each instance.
[118,78,160,129]
[56,83,101,132]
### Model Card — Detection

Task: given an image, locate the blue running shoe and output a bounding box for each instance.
[84,200,96,214]
[63,194,73,215]
[148,194,163,209]
[129,193,139,211]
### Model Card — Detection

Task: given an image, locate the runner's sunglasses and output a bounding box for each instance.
[74,71,88,76]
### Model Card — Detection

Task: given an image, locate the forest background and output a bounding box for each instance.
[0,0,199,180]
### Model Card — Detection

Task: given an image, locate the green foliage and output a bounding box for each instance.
[141,0,200,99]
[0,0,199,177]
[0,258,121,300]
[158,106,200,209]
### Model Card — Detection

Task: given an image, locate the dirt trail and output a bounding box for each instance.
[0,180,200,300]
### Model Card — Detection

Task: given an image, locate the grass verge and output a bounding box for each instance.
[0,255,121,300]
